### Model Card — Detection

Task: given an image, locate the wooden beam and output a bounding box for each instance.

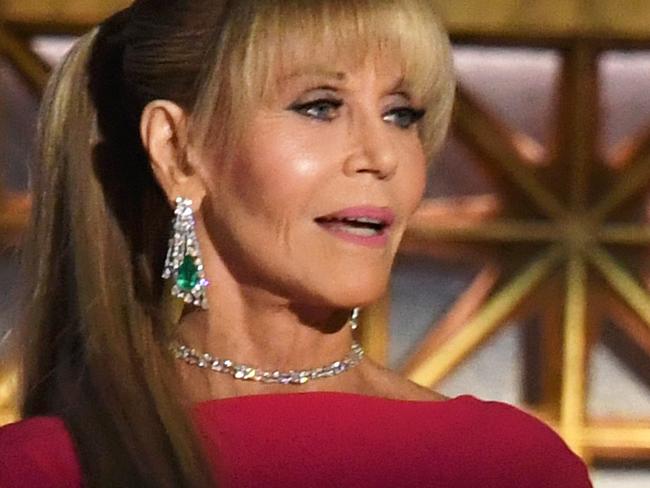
[604,292,650,360]
[0,0,129,34]
[521,278,565,419]
[0,27,50,94]
[590,152,650,224]
[453,88,566,219]
[589,246,650,327]
[0,192,31,247]
[405,219,561,244]
[2,1,650,43]
[559,253,589,456]
[400,264,501,375]
[584,421,650,459]
[407,246,563,386]
[0,363,19,427]
[539,416,650,459]
[434,0,650,43]
[599,224,650,245]
[552,43,600,213]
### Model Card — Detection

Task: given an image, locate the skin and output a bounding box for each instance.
[141,54,447,403]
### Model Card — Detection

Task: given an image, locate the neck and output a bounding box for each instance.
[174,283,363,401]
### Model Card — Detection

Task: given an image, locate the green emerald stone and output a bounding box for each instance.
[177,256,199,291]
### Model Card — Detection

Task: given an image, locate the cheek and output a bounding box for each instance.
[225,125,333,218]
[398,142,428,214]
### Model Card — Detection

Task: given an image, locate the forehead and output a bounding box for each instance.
[265,44,410,91]
[231,0,446,107]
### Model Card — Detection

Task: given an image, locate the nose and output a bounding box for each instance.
[343,117,399,180]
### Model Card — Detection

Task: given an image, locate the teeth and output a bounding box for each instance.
[343,217,383,225]
[341,226,379,236]
[315,215,388,237]
[316,216,386,227]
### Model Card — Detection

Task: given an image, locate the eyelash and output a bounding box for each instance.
[384,107,426,129]
[289,98,343,122]
[289,98,426,129]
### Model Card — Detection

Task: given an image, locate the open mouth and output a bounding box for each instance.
[314,216,389,236]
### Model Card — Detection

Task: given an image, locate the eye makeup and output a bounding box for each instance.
[382,106,426,129]
[288,97,344,121]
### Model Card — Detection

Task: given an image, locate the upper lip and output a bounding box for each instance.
[314,206,396,227]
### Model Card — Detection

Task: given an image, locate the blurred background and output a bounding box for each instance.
[0,1,649,486]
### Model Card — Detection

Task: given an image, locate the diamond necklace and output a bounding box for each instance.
[171,340,364,385]
[171,308,363,385]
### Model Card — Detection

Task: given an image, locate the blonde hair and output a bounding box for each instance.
[192,0,454,160]
[18,1,454,486]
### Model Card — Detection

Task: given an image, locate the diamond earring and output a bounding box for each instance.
[162,197,209,309]
[351,307,360,330]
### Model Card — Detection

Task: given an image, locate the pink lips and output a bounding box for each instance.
[315,206,396,248]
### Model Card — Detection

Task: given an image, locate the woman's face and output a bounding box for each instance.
[198,54,427,308]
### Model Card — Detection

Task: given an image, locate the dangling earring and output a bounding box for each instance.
[350,307,360,330]
[162,197,209,309]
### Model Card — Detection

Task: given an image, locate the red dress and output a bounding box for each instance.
[0,392,592,487]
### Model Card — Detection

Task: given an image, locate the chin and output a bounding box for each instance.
[320,269,391,309]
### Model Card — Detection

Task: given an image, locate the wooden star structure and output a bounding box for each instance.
[1,0,650,467]
[360,42,650,462]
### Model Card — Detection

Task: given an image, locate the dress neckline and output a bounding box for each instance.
[193,390,474,411]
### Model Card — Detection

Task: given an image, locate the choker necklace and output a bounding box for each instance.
[172,340,364,385]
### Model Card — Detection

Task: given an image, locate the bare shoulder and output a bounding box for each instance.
[359,358,449,402]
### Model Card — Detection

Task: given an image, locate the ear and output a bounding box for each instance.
[140,100,205,204]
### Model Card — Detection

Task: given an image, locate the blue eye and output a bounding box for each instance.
[289,98,343,121]
[383,107,426,129]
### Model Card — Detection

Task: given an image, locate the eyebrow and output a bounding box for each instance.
[389,76,410,98]
[281,68,348,83]
[279,67,414,100]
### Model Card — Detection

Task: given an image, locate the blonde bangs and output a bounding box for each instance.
[193,0,455,159]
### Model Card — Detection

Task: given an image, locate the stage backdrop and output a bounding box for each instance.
[0,1,649,486]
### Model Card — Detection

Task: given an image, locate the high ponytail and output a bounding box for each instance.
[19,12,215,488]
[14,1,455,486]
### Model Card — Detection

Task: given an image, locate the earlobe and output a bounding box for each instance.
[140,100,192,200]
